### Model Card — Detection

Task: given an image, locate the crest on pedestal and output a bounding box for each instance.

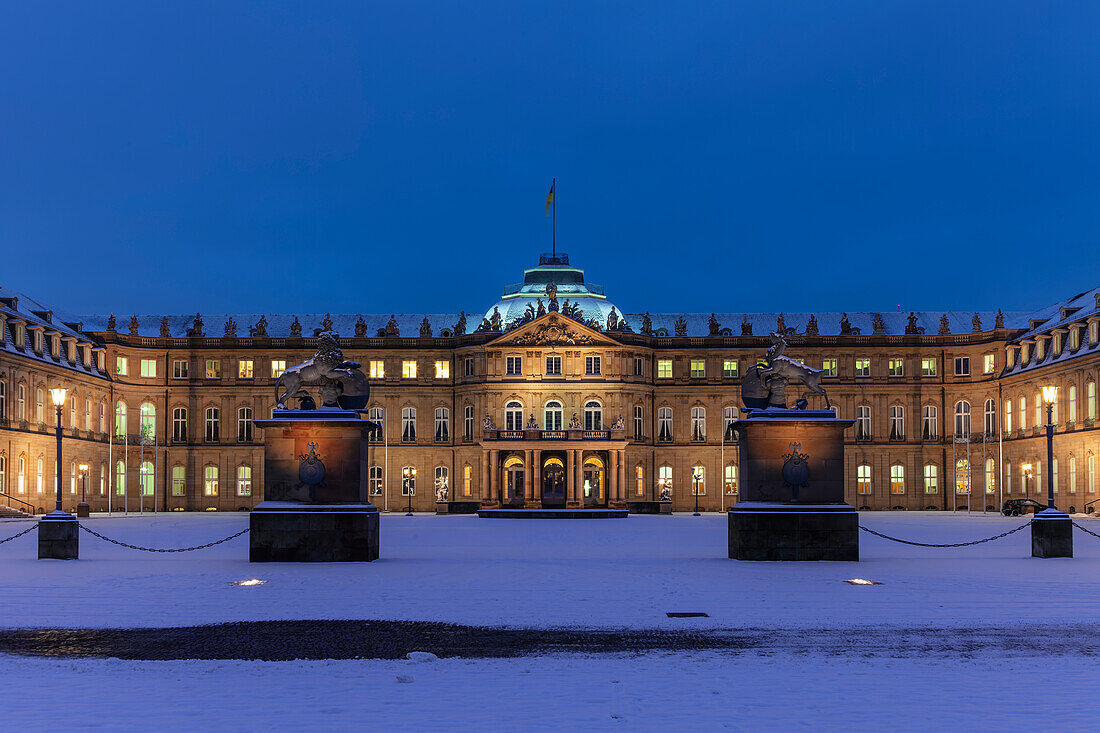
[781,441,810,498]
[297,441,327,499]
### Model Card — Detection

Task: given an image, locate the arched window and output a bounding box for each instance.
[35,388,44,424]
[923,464,938,494]
[1069,385,1078,423]
[17,456,25,494]
[544,401,563,431]
[36,457,44,494]
[890,464,904,495]
[690,407,706,441]
[0,455,5,494]
[139,461,154,496]
[983,399,996,436]
[401,466,416,496]
[1052,458,1059,494]
[70,461,76,494]
[115,401,127,437]
[955,459,971,495]
[725,464,738,496]
[69,396,76,428]
[635,465,645,496]
[172,407,188,442]
[1034,392,1042,429]
[1089,382,1097,422]
[369,465,383,496]
[1005,400,1013,432]
[922,405,938,440]
[504,401,523,431]
[0,381,5,421]
[99,463,105,495]
[954,401,971,437]
[84,397,91,430]
[889,405,904,440]
[583,401,603,431]
[237,466,252,496]
[172,466,185,496]
[139,403,156,441]
[237,407,253,442]
[204,407,220,442]
[203,466,218,496]
[856,405,871,440]
[657,465,672,499]
[1069,456,1077,494]
[402,407,417,441]
[434,407,449,441]
[723,406,739,441]
[17,384,25,421]
[1018,396,1027,430]
[434,466,449,500]
[856,464,871,494]
[691,465,705,496]
[115,460,126,495]
[657,407,673,442]
[463,465,473,496]
[985,457,996,495]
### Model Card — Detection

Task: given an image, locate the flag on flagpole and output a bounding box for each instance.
[545,181,554,216]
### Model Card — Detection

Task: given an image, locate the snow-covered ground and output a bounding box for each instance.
[2,512,1098,731]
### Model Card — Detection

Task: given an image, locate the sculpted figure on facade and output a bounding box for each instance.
[159,316,171,337]
[708,314,720,336]
[252,315,268,338]
[568,413,581,429]
[189,313,204,337]
[804,314,819,336]
[972,312,982,332]
[128,315,140,336]
[290,316,302,337]
[420,316,432,338]
[938,314,950,335]
[106,313,117,331]
[453,312,467,336]
[354,316,366,337]
[224,317,237,337]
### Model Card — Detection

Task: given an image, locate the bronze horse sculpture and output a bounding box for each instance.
[275,332,370,410]
[743,332,829,409]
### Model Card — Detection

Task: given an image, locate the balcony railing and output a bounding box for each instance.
[482,428,624,441]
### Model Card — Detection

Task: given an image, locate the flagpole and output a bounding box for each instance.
[552,178,556,258]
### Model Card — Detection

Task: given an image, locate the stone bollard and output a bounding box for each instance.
[1031,508,1072,558]
[38,513,79,560]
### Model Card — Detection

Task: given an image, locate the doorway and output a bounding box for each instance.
[541,455,565,508]
[582,455,605,507]
[503,455,525,506]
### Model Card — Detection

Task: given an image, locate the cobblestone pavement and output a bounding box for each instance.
[1,621,1098,661]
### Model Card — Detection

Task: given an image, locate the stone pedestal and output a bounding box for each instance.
[436,501,481,514]
[728,409,858,561]
[38,512,78,560]
[1032,509,1073,558]
[76,502,91,518]
[250,409,381,562]
[627,500,673,515]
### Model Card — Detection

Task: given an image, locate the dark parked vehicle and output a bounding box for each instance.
[1002,498,1046,516]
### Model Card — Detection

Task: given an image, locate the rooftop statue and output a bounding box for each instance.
[275,332,370,411]
[741,331,829,410]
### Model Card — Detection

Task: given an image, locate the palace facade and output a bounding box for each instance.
[2,253,1099,514]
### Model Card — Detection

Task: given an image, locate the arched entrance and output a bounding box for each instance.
[541,455,565,508]
[503,455,525,506]
[583,455,605,507]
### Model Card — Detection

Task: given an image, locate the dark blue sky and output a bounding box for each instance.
[2,1,1097,317]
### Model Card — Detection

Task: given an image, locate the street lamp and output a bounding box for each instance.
[49,388,69,516]
[77,463,90,517]
[1042,385,1058,510]
[1022,463,1033,502]
[403,466,416,516]
[692,468,702,516]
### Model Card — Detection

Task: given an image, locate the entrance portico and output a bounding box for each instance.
[480,430,629,509]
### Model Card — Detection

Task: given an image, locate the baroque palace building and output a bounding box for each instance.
[2,252,1100,514]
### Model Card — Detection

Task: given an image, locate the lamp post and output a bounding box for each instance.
[50,388,68,515]
[77,463,90,518]
[1022,463,1032,503]
[403,466,416,516]
[692,468,702,516]
[1042,385,1058,510]
[39,387,78,559]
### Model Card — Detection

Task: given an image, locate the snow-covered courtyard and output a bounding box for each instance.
[2,511,1098,731]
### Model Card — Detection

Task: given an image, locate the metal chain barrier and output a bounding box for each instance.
[1071,520,1100,540]
[0,524,38,546]
[858,520,1033,548]
[78,523,249,553]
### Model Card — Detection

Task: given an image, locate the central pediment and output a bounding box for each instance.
[488,313,617,347]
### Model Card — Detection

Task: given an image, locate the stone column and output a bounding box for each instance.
[566,449,575,503]
[618,450,627,502]
[533,449,542,502]
[609,450,619,503]
[575,450,584,504]
[481,450,490,501]
[524,449,534,505]
[489,449,500,504]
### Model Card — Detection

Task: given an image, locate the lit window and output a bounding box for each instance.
[1088,455,1095,494]
[70,462,76,494]
[506,356,522,375]
[205,360,220,379]
[545,355,561,375]
[585,356,601,375]
[690,407,706,441]
[139,403,156,441]
[140,359,157,378]
[690,360,705,378]
[723,359,739,378]
[237,466,252,496]
[658,465,672,497]
[115,401,127,437]
[402,360,417,379]
[237,407,253,442]
[985,458,996,495]
[463,465,472,497]
[140,461,154,496]
[955,459,971,495]
[35,458,45,493]
[1070,328,1081,350]
[855,358,870,377]
[401,407,416,441]
[1089,382,1097,421]
[434,360,449,379]
[857,465,872,494]
[888,358,903,377]
[1052,459,1059,494]
[1019,396,1027,430]
[173,360,188,379]
[890,465,904,495]
[238,360,253,379]
[657,359,673,378]
[924,464,938,494]
[171,466,185,496]
[36,388,44,424]
[921,358,936,377]
[1068,456,1077,494]
[954,357,970,376]
[632,465,644,496]
[271,360,286,378]
[435,466,449,498]
[115,460,126,496]
[370,360,384,379]
[116,357,129,376]
[657,407,673,442]
[821,358,837,377]
[691,466,706,496]
[204,466,219,496]
[725,464,738,495]
[983,354,995,374]
[434,407,449,441]
[1069,386,1077,423]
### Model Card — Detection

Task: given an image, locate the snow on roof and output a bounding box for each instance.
[0,286,107,379]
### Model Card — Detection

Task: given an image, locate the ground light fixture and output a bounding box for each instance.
[231,579,267,586]
[844,579,883,585]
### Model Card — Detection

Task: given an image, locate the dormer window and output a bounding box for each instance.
[1020,342,1030,364]
[1036,338,1046,361]
[1070,327,1081,350]
[1091,320,1099,345]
